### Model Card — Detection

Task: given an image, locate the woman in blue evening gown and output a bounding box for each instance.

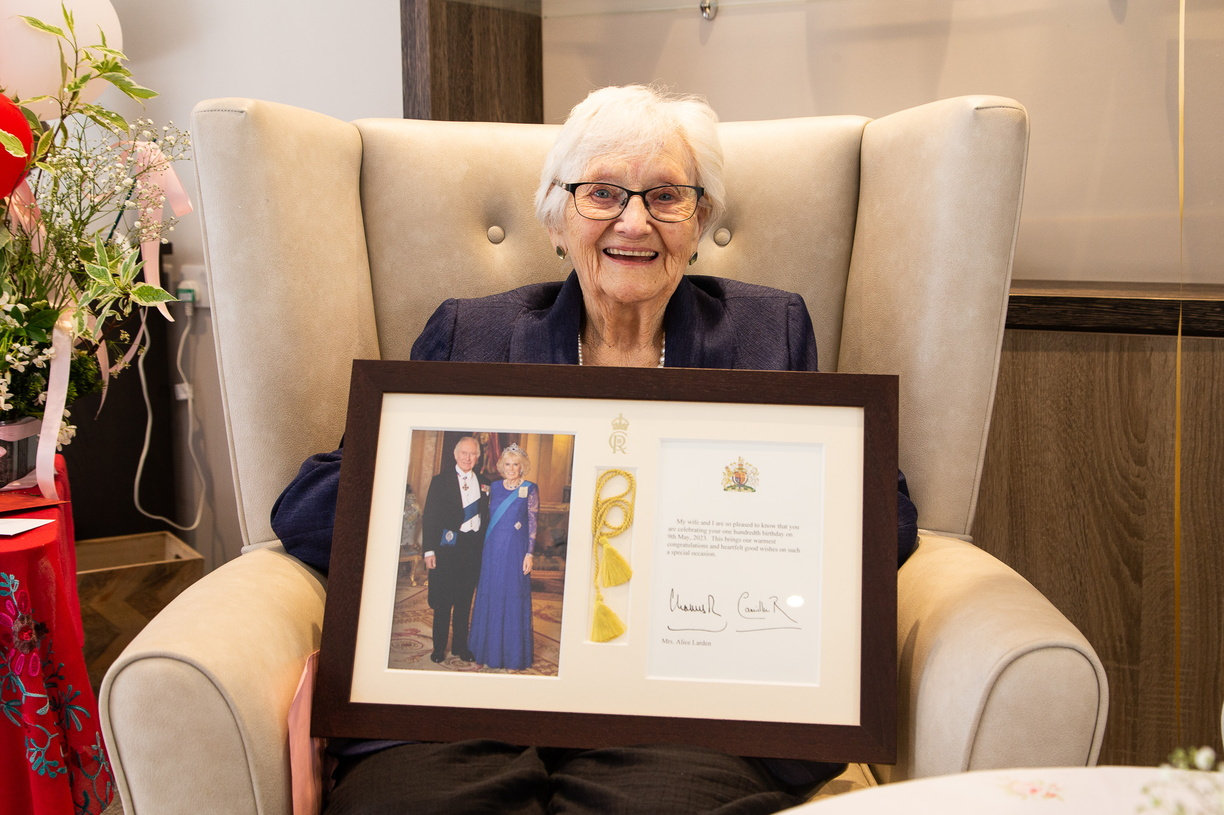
[469,443,539,670]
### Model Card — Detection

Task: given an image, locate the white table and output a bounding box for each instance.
[788,766,1222,814]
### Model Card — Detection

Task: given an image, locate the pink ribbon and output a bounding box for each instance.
[129,141,193,322]
[7,180,45,252]
[32,316,73,499]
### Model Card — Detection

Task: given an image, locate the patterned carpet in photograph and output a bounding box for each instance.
[387,572,563,675]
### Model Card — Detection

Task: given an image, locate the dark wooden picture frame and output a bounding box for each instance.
[313,360,898,764]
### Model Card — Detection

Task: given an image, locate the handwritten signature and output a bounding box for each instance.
[665,589,804,633]
[666,588,727,632]
[736,592,801,632]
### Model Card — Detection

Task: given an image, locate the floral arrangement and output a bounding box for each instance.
[1139,746,1224,814]
[0,6,190,453]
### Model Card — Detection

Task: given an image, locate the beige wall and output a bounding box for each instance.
[543,0,1223,287]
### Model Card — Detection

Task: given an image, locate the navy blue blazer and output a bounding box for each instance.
[411,271,820,371]
[271,272,917,570]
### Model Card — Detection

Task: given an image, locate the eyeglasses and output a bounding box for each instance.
[557,181,705,223]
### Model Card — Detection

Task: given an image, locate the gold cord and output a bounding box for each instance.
[590,469,635,642]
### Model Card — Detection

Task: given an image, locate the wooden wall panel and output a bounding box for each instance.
[1179,338,1224,754]
[402,0,543,123]
[973,330,1223,766]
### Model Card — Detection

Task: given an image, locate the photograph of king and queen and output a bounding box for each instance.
[389,431,575,676]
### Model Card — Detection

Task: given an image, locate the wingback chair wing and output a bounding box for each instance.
[99,96,1108,815]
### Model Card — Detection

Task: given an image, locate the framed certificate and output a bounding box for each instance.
[313,360,898,764]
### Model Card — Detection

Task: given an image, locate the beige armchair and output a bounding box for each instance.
[99,96,1108,814]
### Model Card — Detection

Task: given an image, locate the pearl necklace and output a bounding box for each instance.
[577,332,666,368]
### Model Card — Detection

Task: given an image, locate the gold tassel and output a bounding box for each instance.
[590,469,637,642]
[600,540,633,587]
[591,599,627,642]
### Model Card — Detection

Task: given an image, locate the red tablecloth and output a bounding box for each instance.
[1,457,114,814]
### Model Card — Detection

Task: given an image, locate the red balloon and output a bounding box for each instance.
[1,93,35,200]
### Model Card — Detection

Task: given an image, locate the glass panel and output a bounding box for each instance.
[543,0,1218,286]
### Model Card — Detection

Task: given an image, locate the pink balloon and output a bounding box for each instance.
[0,0,123,119]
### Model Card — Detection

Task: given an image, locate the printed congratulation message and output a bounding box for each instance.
[649,439,825,686]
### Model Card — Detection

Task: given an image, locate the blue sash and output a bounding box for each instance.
[462,497,480,523]
[488,482,531,535]
[440,484,483,546]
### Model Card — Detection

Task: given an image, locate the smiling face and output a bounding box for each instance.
[453,438,479,474]
[550,137,704,317]
[501,457,522,481]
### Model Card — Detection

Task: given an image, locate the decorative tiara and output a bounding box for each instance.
[505,442,525,455]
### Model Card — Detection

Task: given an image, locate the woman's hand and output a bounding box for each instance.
[523,553,533,575]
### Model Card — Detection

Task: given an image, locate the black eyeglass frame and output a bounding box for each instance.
[557,181,706,223]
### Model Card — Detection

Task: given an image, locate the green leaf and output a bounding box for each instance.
[26,308,59,332]
[34,128,55,162]
[130,284,176,307]
[90,56,126,76]
[82,261,111,285]
[98,73,158,100]
[80,105,128,133]
[91,46,126,60]
[18,106,42,135]
[19,16,66,39]
[0,129,27,159]
[91,303,115,334]
[118,248,143,284]
[63,73,92,96]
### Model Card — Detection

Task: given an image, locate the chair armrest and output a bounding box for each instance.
[100,546,326,815]
[874,533,1108,783]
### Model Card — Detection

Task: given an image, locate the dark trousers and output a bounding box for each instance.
[431,592,475,655]
[325,740,837,815]
[428,529,482,656]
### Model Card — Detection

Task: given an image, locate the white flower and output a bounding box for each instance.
[56,418,77,449]
[1194,746,1217,771]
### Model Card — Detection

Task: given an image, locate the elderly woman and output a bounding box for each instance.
[272,84,917,815]
[468,443,539,670]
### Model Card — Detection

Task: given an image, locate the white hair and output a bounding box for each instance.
[534,85,726,240]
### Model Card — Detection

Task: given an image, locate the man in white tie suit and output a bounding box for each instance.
[421,435,490,664]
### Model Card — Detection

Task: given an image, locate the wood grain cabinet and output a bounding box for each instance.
[973,284,1224,766]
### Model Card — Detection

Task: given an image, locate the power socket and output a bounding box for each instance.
[175,264,210,308]
[176,281,198,307]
